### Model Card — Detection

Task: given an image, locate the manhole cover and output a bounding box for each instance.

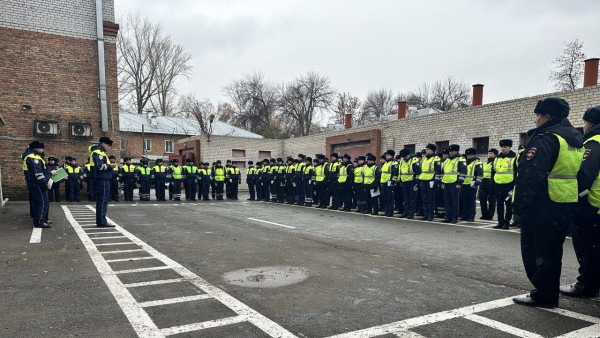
[223,266,309,288]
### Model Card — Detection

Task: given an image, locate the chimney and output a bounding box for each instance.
[344,113,352,129]
[584,58,599,88]
[397,101,407,119]
[472,84,484,106]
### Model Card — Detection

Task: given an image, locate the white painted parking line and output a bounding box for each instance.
[105,256,155,263]
[160,316,248,336]
[101,249,146,255]
[88,231,121,235]
[90,236,126,240]
[29,227,42,243]
[464,314,544,338]
[555,324,600,338]
[114,266,171,274]
[123,278,187,288]
[139,294,212,308]
[542,307,600,324]
[247,217,296,229]
[95,242,136,246]
[393,330,427,338]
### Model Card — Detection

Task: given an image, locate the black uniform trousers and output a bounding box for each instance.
[110,178,119,201]
[316,182,328,207]
[215,180,224,200]
[340,182,352,211]
[402,181,417,217]
[478,180,496,219]
[185,178,197,200]
[443,184,460,220]
[68,179,81,202]
[124,179,135,201]
[495,183,514,225]
[86,178,95,201]
[520,221,569,304]
[28,180,49,226]
[225,180,232,199]
[304,181,313,206]
[420,181,435,219]
[211,181,216,200]
[139,180,151,200]
[199,180,210,200]
[296,178,305,204]
[262,180,270,201]
[285,181,294,203]
[256,180,263,201]
[381,183,394,216]
[49,181,61,202]
[330,181,339,208]
[394,184,403,212]
[155,179,166,201]
[460,185,477,220]
[248,181,256,200]
[365,185,379,214]
[95,179,110,226]
[171,179,182,200]
[276,180,285,202]
[354,183,365,212]
[571,212,600,291]
[65,178,71,201]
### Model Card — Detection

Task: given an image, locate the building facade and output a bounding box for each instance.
[0,0,119,199]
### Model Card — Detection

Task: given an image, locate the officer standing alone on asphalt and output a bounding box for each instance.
[512,97,583,308]
[560,105,600,299]
[91,137,116,227]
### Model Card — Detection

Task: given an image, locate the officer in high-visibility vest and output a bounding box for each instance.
[120,157,136,201]
[66,157,82,202]
[137,159,152,201]
[399,149,421,219]
[152,158,168,201]
[312,157,320,206]
[435,149,449,218]
[231,161,241,200]
[210,162,217,200]
[22,140,54,228]
[393,154,403,214]
[283,157,294,204]
[380,150,397,217]
[315,154,328,208]
[560,105,600,299]
[295,154,306,205]
[492,139,517,229]
[302,157,315,206]
[198,162,211,201]
[83,159,95,201]
[246,161,257,201]
[354,156,366,213]
[211,160,226,200]
[419,144,440,221]
[270,158,278,202]
[415,149,427,217]
[441,144,466,224]
[183,158,198,201]
[168,159,183,201]
[64,156,72,199]
[328,153,341,210]
[513,97,583,308]
[255,162,263,201]
[261,159,272,202]
[274,158,284,202]
[460,148,482,222]
[363,153,382,215]
[224,160,233,200]
[108,155,120,202]
[91,137,115,227]
[47,157,60,202]
[479,149,498,220]
[337,154,354,211]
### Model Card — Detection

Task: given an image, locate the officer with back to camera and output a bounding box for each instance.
[91,137,116,227]
[512,97,583,308]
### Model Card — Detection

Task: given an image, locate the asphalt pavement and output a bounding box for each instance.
[1,194,599,338]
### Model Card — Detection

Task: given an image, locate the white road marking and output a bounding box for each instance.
[114,266,171,274]
[91,236,126,240]
[247,217,296,229]
[100,249,146,255]
[139,294,212,308]
[29,228,42,243]
[542,307,600,324]
[95,242,136,246]
[393,330,427,338]
[464,314,544,338]
[75,205,296,337]
[88,231,121,235]
[555,324,600,338]
[160,316,248,336]
[105,256,155,263]
[123,278,187,288]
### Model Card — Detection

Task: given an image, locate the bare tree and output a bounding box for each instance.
[430,76,471,111]
[331,92,360,124]
[279,72,336,136]
[118,14,192,115]
[178,94,216,135]
[359,88,395,122]
[216,102,235,124]
[549,38,586,91]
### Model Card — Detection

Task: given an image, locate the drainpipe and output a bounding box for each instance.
[95,0,109,132]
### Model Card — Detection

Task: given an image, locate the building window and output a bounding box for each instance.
[165,140,174,153]
[233,161,246,169]
[143,139,151,151]
[473,137,489,154]
[232,149,246,157]
[258,151,271,159]
[120,138,125,151]
[435,141,449,152]
[404,144,416,154]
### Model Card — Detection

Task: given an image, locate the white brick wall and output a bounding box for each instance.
[0,0,116,42]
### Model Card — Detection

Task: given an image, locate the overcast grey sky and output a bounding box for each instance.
[115,0,600,117]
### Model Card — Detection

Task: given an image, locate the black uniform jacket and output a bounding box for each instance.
[578,125,600,216]
[513,118,583,224]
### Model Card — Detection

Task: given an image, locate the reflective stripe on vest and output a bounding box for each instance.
[138,167,151,175]
[419,156,438,181]
[152,165,167,173]
[66,165,81,174]
[546,133,583,203]
[586,136,600,207]
[214,167,225,181]
[483,162,493,179]
[22,153,45,171]
[354,165,364,183]
[381,161,392,183]
[493,156,515,184]
[400,157,418,182]
[442,157,464,184]
[363,165,376,185]
[338,164,350,183]
[463,160,481,185]
[315,164,326,182]
[170,165,183,179]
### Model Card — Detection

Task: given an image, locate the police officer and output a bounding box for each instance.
[512,97,583,308]
[479,149,498,220]
[312,157,320,206]
[380,150,397,217]
[151,159,168,201]
[492,139,517,229]
[302,157,314,206]
[183,158,198,201]
[336,154,354,211]
[435,149,449,218]
[83,159,95,201]
[460,148,482,222]
[198,162,211,200]
[212,160,226,200]
[64,156,72,199]
[315,155,328,208]
[66,157,82,202]
[108,155,120,202]
[560,105,600,299]
[269,158,278,202]
[354,156,366,213]
[225,160,233,199]
[441,144,466,224]
[120,157,136,201]
[398,149,421,219]
[246,161,257,200]
[22,141,54,228]
[255,162,264,201]
[419,144,439,221]
[47,157,61,202]
[328,153,341,209]
[210,162,217,200]
[136,159,151,201]
[415,149,427,217]
[275,158,285,202]
[364,153,381,215]
[91,137,115,227]
[284,157,295,204]
[231,161,241,200]
[262,159,272,201]
[169,159,183,201]
[296,154,306,205]
[393,154,404,214]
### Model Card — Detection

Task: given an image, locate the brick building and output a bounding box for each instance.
[0,0,119,200]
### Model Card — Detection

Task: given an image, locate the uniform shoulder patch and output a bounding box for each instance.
[526,147,537,160]
[583,149,592,161]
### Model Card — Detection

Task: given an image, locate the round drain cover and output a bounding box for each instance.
[223,266,309,288]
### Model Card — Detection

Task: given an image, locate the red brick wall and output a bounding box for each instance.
[325,129,381,158]
[0,27,119,199]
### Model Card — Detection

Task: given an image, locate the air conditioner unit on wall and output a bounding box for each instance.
[69,122,92,138]
[34,120,59,136]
